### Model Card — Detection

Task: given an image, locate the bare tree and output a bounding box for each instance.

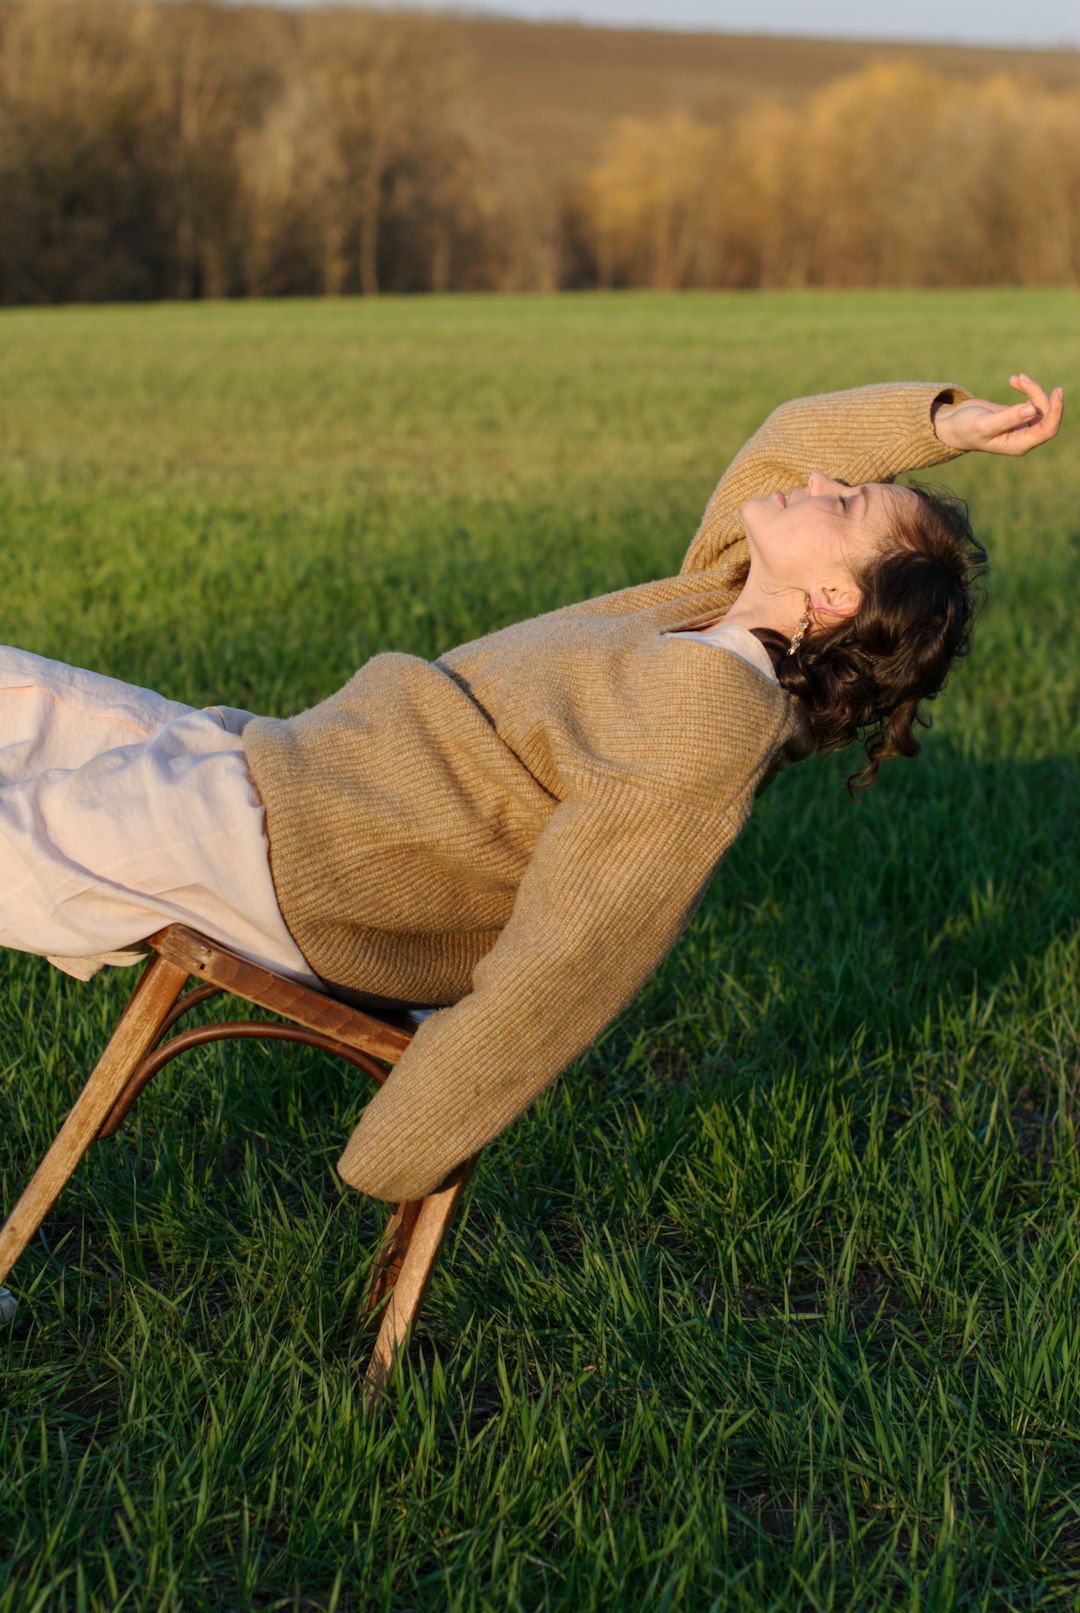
[582,58,1080,292]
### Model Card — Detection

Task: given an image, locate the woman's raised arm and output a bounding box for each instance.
[681,381,971,574]
[682,373,1064,575]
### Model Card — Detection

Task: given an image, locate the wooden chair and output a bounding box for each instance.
[0,924,476,1392]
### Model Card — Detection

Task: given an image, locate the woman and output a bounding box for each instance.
[0,373,1063,1202]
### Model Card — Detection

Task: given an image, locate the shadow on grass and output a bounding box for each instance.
[661,740,1078,1073]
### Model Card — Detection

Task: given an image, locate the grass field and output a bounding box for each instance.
[1,289,1078,1611]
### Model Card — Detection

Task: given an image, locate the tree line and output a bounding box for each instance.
[1,0,1078,304]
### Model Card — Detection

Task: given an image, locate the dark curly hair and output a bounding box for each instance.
[754,485,988,791]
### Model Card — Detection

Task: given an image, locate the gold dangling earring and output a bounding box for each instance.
[787,595,811,656]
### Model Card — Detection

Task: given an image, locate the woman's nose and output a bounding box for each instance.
[807,472,836,495]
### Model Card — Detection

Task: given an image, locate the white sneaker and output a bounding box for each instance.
[0,1287,17,1324]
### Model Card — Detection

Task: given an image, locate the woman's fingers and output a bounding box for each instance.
[994,375,1064,453]
[987,398,1045,435]
[1040,385,1065,442]
[1009,372,1052,415]
[1009,373,1064,435]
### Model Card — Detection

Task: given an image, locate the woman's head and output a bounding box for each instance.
[741,473,924,622]
[753,482,988,789]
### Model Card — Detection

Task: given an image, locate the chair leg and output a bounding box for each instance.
[358,1198,425,1326]
[363,1156,477,1396]
[0,954,190,1288]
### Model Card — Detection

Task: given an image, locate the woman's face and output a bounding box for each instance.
[741,474,919,587]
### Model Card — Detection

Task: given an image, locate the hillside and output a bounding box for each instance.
[444,13,1080,181]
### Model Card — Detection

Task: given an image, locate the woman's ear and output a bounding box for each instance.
[810,582,861,622]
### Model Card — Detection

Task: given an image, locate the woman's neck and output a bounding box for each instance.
[721,565,805,640]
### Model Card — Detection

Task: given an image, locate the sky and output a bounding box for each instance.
[368,0,1080,50]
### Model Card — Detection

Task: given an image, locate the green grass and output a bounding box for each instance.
[1,289,1078,1611]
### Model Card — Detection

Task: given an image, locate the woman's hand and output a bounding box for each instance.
[933,374,1064,456]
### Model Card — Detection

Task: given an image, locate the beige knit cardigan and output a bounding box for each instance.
[244,382,965,1201]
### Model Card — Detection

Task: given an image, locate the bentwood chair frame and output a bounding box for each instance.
[0,924,476,1392]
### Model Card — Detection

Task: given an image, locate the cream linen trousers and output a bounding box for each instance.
[0,647,318,987]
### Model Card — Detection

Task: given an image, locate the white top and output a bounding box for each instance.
[662,621,778,682]
[0,647,319,986]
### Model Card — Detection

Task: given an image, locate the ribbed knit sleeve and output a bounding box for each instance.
[336,775,752,1201]
[681,381,971,574]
